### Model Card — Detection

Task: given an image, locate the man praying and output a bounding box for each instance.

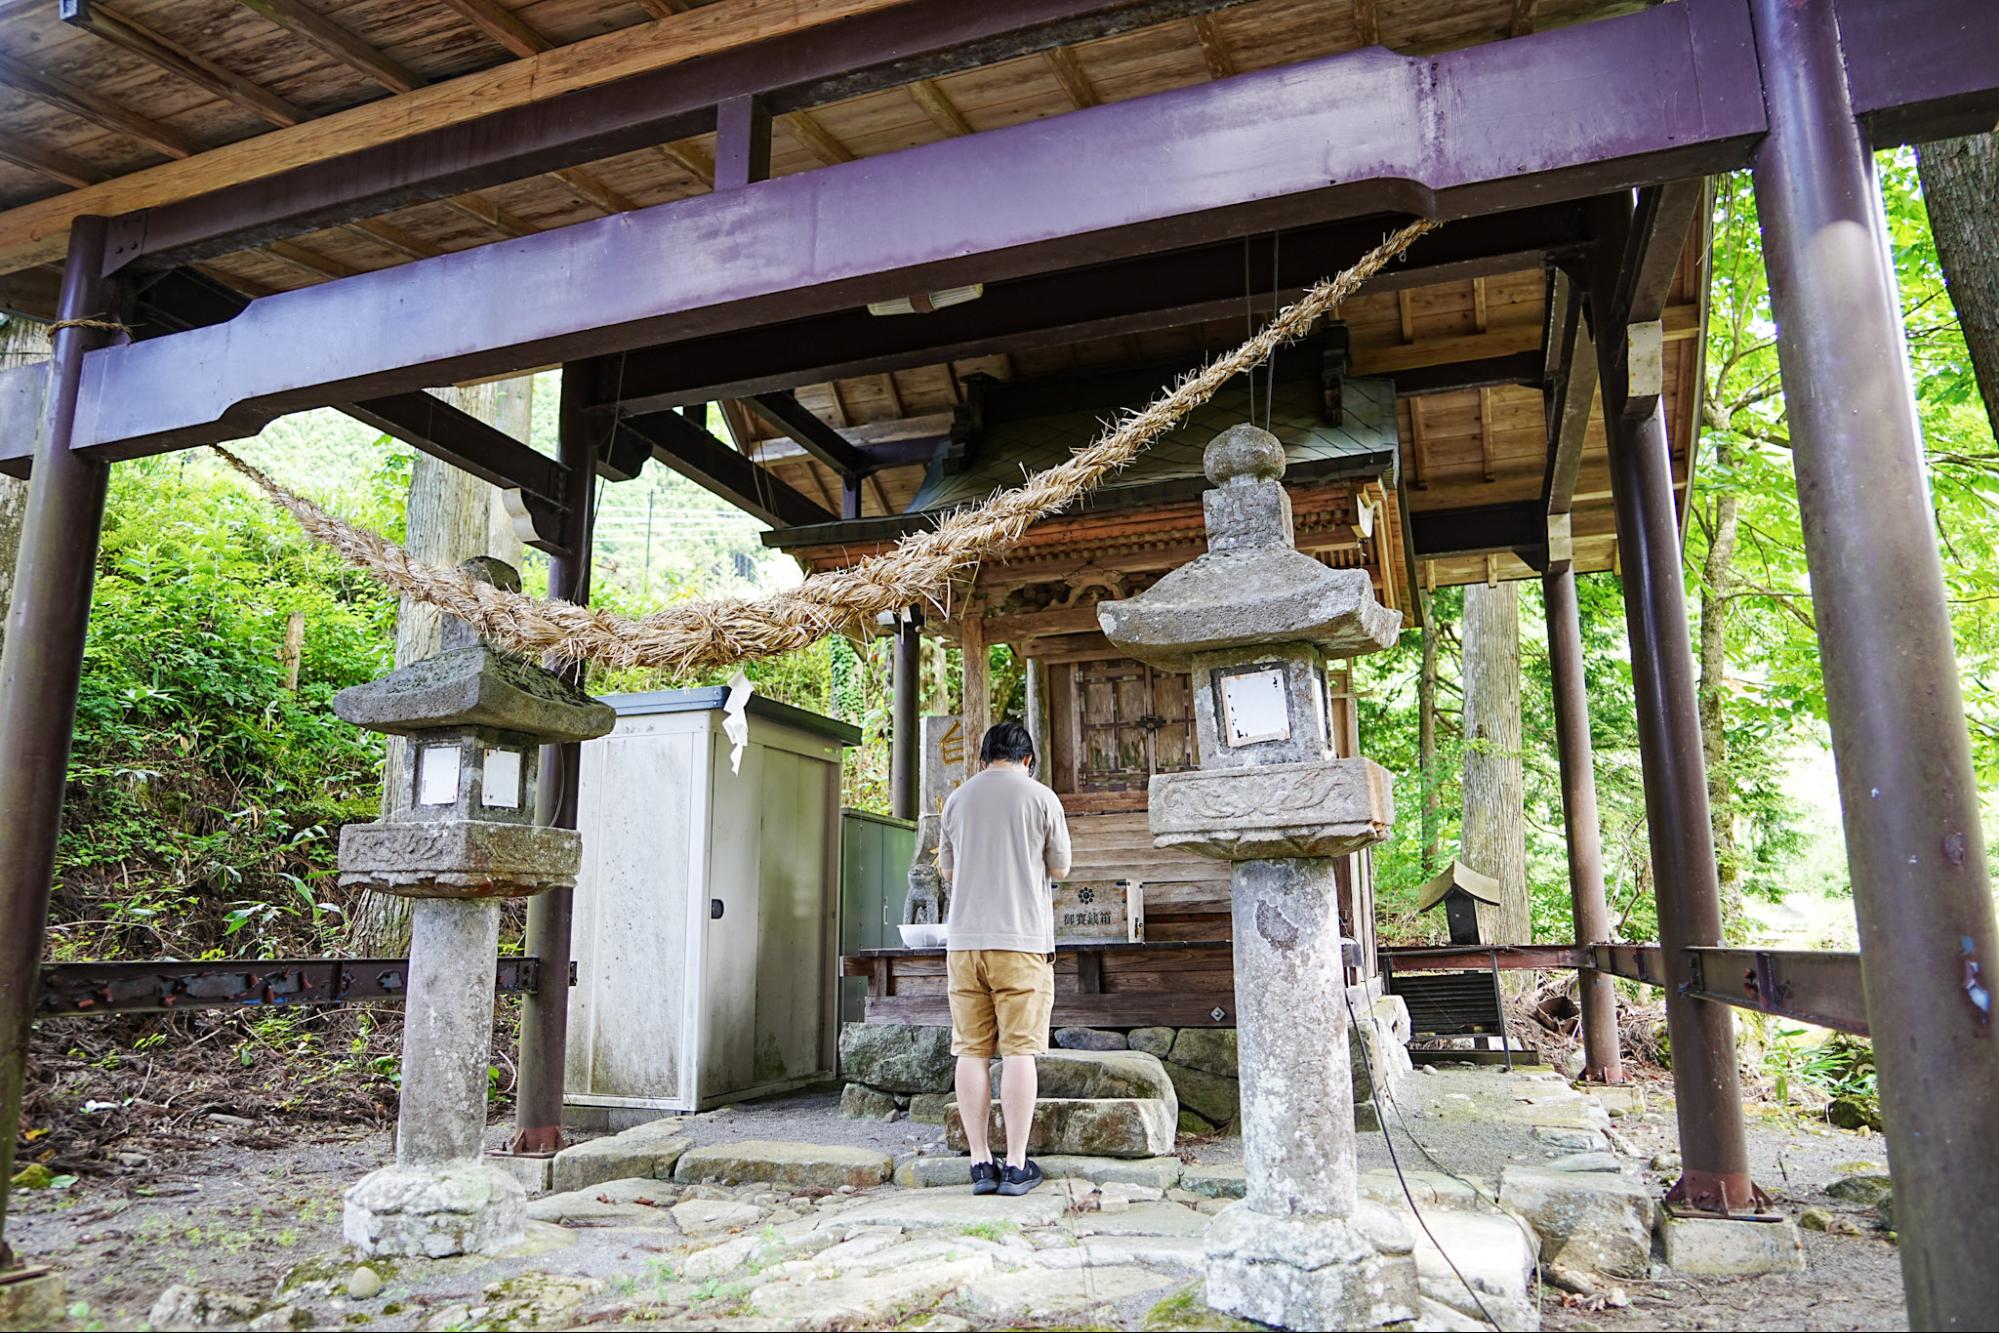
[938,719,1072,1197]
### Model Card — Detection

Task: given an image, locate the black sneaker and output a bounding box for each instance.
[969,1159,1001,1195]
[997,1160,1043,1196]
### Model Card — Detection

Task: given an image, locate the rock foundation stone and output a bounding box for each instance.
[1203,1199,1420,1329]
[343,1160,528,1259]
[1660,1214,1806,1276]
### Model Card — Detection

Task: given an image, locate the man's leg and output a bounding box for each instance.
[956,1055,994,1163]
[999,1054,1039,1169]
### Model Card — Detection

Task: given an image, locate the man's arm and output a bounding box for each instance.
[1043,794,1072,881]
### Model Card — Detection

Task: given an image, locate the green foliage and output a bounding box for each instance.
[51,453,401,962]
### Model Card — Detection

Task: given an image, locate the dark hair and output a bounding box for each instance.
[980,719,1035,766]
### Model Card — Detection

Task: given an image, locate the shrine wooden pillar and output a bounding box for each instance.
[1749,0,1999,1321]
[0,217,120,1257]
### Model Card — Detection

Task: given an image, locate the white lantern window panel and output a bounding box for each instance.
[482,748,523,809]
[417,744,462,805]
[1219,666,1291,747]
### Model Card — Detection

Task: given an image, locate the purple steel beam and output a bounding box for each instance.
[0,217,119,1260]
[746,392,870,478]
[603,207,1584,413]
[619,409,834,529]
[106,0,1266,272]
[1750,0,1999,1323]
[0,2,1764,465]
[508,367,602,1158]
[1838,0,1999,145]
[1543,567,1623,1084]
[1591,190,1758,1216]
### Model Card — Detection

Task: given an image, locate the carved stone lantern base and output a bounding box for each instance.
[343,1160,527,1259]
[1204,1200,1420,1329]
[1149,757,1394,860]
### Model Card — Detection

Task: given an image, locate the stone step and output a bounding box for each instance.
[896,1152,1183,1190]
[547,1119,690,1195]
[946,1097,1176,1159]
[985,1049,1179,1117]
[671,1139,892,1190]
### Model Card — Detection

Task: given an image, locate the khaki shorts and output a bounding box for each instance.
[947,950,1055,1059]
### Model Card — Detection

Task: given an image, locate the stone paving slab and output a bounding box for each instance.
[1068,1200,1210,1238]
[956,1264,1177,1321]
[1032,1234,1209,1274]
[825,1186,1072,1232]
[523,1176,678,1228]
[1178,1162,1246,1199]
[748,1253,993,1329]
[672,1139,892,1190]
[550,1129,689,1195]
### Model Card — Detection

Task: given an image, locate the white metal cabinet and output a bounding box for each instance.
[565,688,855,1114]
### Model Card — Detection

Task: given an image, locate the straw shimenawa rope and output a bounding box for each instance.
[216,219,1438,675]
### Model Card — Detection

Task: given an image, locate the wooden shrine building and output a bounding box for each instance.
[0,2,1993,1325]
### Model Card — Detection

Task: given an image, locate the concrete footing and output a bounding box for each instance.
[1660,1213,1806,1276]
[1203,1200,1420,1329]
[343,1160,527,1258]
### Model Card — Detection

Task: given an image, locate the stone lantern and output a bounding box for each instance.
[336,558,614,1258]
[1098,424,1418,1328]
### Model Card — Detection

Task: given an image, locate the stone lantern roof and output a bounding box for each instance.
[333,558,614,745]
[1096,423,1401,671]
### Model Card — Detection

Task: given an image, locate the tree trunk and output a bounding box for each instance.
[348,379,524,954]
[1418,586,1441,875]
[0,318,52,655]
[1698,442,1741,917]
[1918,133,1999,435]
[1460,581,1530,946]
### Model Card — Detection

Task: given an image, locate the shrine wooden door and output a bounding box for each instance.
[1072,658,1197,799]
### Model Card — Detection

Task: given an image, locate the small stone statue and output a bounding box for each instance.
[901,813,950,925]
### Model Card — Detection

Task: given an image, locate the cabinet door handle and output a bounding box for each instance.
[710,898,725,920]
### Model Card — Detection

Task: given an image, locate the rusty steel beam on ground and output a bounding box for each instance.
[1682,948,1869,1037]
[35,957,551,1017]
[1376,944,1582,971]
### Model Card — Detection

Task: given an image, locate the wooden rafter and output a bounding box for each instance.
[906,79,972,137]
[441,192,538,239]
[435,0,551,58]
[0,131,102,189]
[1353,0,1380,46]
[1408,395,1429,490]
[548,167,638,216]
[1396,289,1416,343]
[1043,46,1099,109]
[0,50,201,159]
[1472,276,1488,333]
[633,0,690,15]
[782,110,854,165]
[62,2,304,129]
[1477,386,1496,482]
[1191,15,1235,79]
[1508,0,1539,38]
[347,216,446,261]
[657,141,716,187]
[233,0,422,94]
[265,238,359,281]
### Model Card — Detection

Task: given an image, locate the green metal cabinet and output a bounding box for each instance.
[839,809,916,1026]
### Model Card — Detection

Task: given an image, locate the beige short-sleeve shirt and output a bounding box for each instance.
[939,766,1072,954]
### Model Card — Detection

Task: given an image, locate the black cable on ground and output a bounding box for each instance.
[1343,983,1501,1329]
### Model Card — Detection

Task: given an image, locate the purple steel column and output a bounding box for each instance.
[1749,1,1999,1323]
[1594,280,1758,1214]
[0,217,118,1259]
[1542,568,1623,1084]
[890,612,920,822]
[509,368,597,1155]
